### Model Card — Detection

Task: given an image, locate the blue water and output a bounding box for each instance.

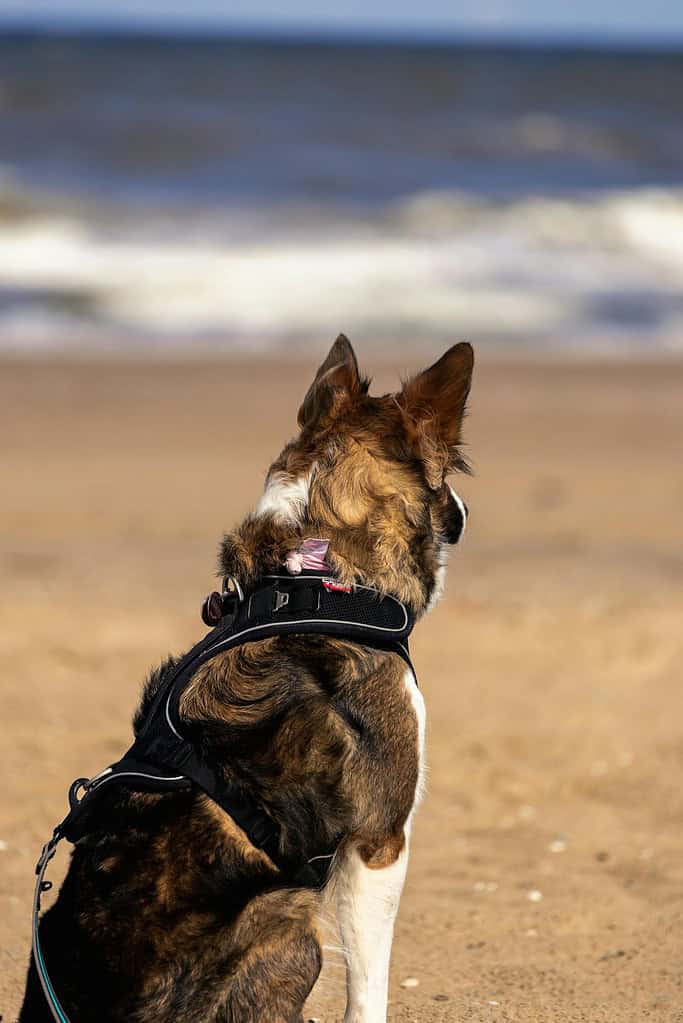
[1,32,682,351]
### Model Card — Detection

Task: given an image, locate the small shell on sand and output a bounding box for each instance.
[527,889,543,902]
[473,881,498,892]
[401,977,420,988]
[548,838,567,853]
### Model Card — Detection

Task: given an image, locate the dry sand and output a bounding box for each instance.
[1,354,682,1022]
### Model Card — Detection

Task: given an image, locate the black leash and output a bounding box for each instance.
[31,573,416,1023]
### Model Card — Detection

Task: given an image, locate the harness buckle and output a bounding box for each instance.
[273,590,290,612]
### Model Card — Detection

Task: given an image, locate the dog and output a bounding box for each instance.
[20,335,473,1023]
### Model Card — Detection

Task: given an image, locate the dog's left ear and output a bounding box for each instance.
[298,334,362,430]
[399,342,474,488]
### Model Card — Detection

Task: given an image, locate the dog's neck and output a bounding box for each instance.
[219,473,444,615]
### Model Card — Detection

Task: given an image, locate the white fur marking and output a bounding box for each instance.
[336,841,409,1023]
[254,470,312,524]
[426,486,468,612]
[448,485,468,535]
[426,542,449,613]
[335,669,425,1023]
[404,667,427,810]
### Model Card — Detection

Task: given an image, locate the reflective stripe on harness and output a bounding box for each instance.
[31,573,417,1023]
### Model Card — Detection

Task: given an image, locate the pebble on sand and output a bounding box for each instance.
[548,838,567,853]
[473,881,498,893]
[527,889,543,902]
[401,977,420,988]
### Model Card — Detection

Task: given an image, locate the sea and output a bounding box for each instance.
[1,31,682,354]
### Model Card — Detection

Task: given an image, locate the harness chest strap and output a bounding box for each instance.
[32,575,417,1023]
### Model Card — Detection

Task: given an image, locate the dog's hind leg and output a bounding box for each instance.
[221,928,321,1023]
[218,890,322,1023]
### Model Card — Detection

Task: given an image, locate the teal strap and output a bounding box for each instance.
[33,836,72,1023]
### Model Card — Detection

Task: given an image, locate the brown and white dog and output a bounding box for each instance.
[20,335,473,1023]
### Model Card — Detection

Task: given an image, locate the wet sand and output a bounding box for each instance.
[1,353,682,1022]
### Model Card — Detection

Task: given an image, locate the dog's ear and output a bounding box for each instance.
[298,334,362,430]
[399,342,474,488]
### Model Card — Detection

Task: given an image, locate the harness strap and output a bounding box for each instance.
[33,834,70,1023]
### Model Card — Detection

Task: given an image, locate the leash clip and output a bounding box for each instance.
[34,776,90,877]
[68,776,91,814]
[35,828,62,877]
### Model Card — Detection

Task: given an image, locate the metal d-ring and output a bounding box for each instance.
[67,777,91,814]
[223,575,244,603]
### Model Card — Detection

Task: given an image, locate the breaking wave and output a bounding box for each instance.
[1,176,683,354]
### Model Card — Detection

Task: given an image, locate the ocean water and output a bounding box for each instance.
[1,33,683,353]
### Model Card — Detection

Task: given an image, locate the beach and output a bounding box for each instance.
[1,352,682,1021]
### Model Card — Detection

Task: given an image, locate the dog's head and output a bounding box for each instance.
[221,335,473,613]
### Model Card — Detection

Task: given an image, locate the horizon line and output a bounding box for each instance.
[2,15,683,51]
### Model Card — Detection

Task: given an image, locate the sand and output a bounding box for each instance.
[1,353,682,1022]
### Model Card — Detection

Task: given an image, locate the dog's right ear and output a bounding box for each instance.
[298,334,363,430]
[399,342,474,487]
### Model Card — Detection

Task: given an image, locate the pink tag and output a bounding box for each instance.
[285,538,330,574]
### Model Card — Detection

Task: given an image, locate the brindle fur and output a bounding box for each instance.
[20,336,473,1023]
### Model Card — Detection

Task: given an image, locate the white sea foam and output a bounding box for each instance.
[1,186,682,353]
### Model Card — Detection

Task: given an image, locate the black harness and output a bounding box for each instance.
[32,572,416,1023]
